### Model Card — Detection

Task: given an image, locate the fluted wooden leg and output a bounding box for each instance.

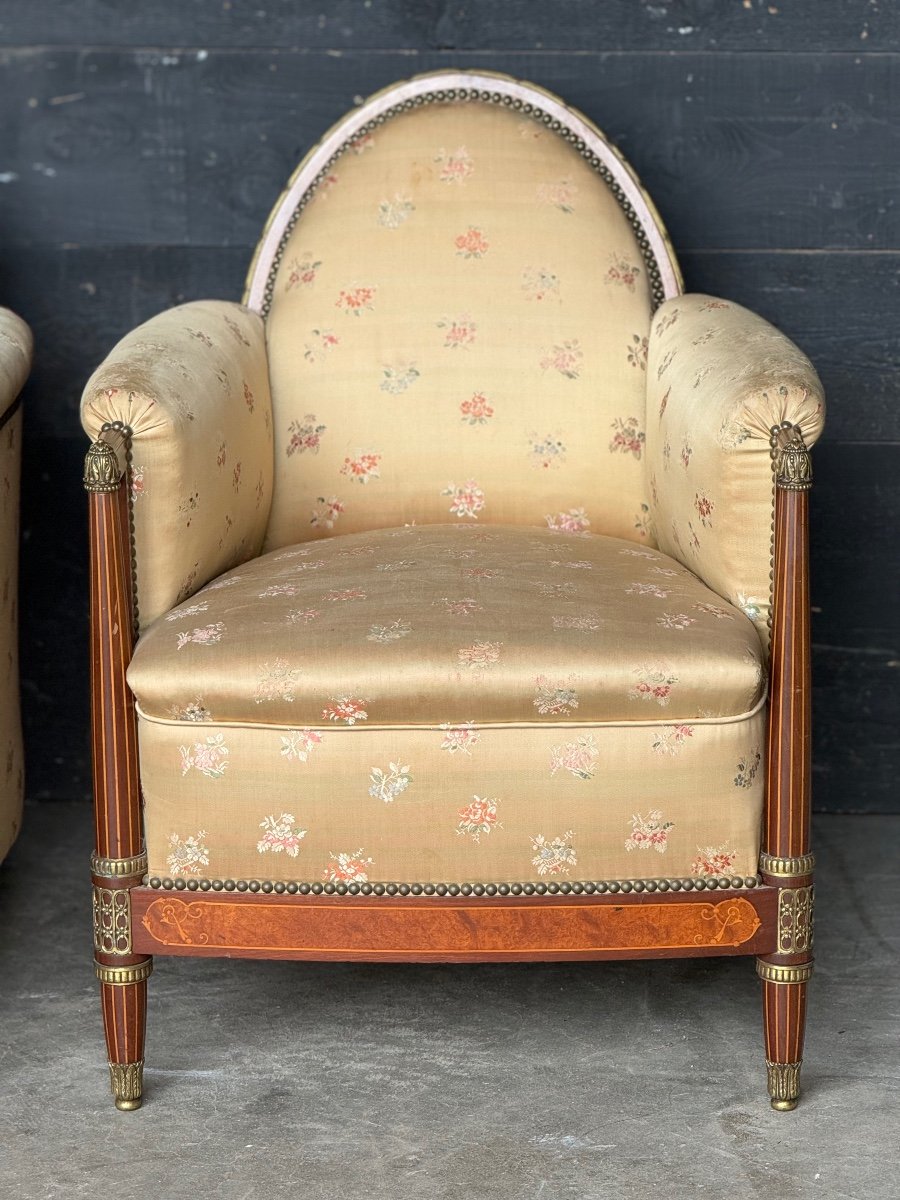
[100,976,148,1110]
[761,974,808,1110]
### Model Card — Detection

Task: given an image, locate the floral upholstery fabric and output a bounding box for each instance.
[646,295,825,645]
[81,301,274,629]
[264,100,656,552]
[0,307,31,863]
[129,524,766,884]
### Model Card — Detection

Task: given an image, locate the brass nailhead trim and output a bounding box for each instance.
[92,850,149,879]
[95,959,153,986]
[759,853,815,878]
[756,960,813,985]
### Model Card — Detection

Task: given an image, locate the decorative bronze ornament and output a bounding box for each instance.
[83,437,125,492]
[109,1062,143,1111]
[95,959,153,986]
[91,850,149,880]
[766,1060,801,1111]
[759,852,815,878]
[771,421,812,490]
[93,886,133,956]
[777,886,814,955]
[756,960,813,985]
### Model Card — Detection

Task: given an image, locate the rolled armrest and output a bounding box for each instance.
[0,307,33,417]
[646,294,824,647]
[81,300,273,629]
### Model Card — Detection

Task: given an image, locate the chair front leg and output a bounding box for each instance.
[85,430,151,1111]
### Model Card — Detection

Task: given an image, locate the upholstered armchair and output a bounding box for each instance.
[0,308,30,864]
[81,71,823,1112]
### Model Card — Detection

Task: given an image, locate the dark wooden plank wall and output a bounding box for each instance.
[1,2,896,810]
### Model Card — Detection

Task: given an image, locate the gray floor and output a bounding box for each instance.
[1,805,897,1200]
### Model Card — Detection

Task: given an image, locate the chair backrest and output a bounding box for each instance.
[246,71,681,550]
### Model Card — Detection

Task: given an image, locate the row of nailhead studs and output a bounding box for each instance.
[148,875,760,896]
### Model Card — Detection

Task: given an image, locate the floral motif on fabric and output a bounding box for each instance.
[377,194,414,228]
[435,146,474,183]
[380,362,420,394]
[609,417,645,459]
[463,567,501,580]
[522,266,560,301]
[619,547,657,559]
[540,339,582,379]
[280,729,323,762]
[693,601,735,621]
[655,309,679,337]
[533,676,579,716]
[534,581,577,598]
[456,796,501,843]
[537,178,578,213]
[206,575,243,590]
[286,414,326,457]
[437,597,482,617]
[336,285,376,316]
[376,560,417,572]
[303,329,340,364]
[323,587,367,602]
[438,314,477,349]
[627,582,670,599]
[550,560,593,570]
[659,386,671,420]
[629,665,678,706]
[680,441,693,470]
[166,830,210,876]
[322,697,368,725]
[734,749,762,789]
[691,843,737,876]
[545,508,590,534]
[179,734,228,779]
[652,725,694,756]
[232,462,242,493]
[314,172,338,202]
[243,381,255,414]
[634,504,653,540]
[310,496,345,529]
[285,253,322,291]
[350,132,375,155]
[718,419,753,450]
[257,814,307,858]
[528,432,567,470]
[324,850,374,884]
[367,619,412,643]
[701,299,730,311]
[186,327,214,348]
[550,735,598,780]
[627,334,649,370]
[656,348,676,378]
[442,480,485,519]
[455,226,489,258]
[694,493,714,527]
[255,659,301,704]
[259,583,304,598]
[625,811,674,853]
[176,622,225,650]
[552,614,601,632]
[440,723,480,754]
[605,254,641,291]
[657,612,696,631]
[131,465,145,500]
[736,593,762,622]
[368,762,412,803]
[458,641,502,670]
[224,315,251,346]
[166,602,209,622]
[460,392,494,425]
[169,698,211,722]
[216,441,227,468]
[530,830,576,876]
[340,451,382,484]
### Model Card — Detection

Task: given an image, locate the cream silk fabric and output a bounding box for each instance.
[129,524,766,884]
[646,295,825,645]
[80,301,274,628]
[264,101,656,551]
[0,308,31,862]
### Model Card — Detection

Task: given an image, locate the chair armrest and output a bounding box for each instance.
[646,294,824,646]
[0,307,33,417]
[81,300,273,629]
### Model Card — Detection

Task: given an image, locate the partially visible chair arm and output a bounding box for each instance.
[81,300,273,629]
[646,294,825,647]
[0,307,32,413]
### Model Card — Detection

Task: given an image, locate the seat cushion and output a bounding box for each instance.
[130,524,767,885]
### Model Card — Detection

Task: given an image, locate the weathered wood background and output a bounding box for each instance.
[1,1,896,809]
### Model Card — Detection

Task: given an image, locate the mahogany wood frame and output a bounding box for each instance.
[85,422,814,1112]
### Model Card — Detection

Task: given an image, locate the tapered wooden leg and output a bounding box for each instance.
[761,974,808,1110]
[101,977,148,1110]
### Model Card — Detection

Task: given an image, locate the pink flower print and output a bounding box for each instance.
[694,492,714,527]
[456,796,501,843]
[552,614,601,632]
[375,560,417,572]
[377,194,414,228]
[350,131,375,154]
[368,762,412,803]
[627,334,649,371]
[534,581,577,598]
[540,339,583,379]
[254,658,301,704]
[460,391,493,425]
[627,582,670,599]
[629,665,678,706]
[680,441,693,469]
[457,641,502,670]
[280,729,323,762]
[550,560,592,570]
[166,601,210,622]
[528,432,567,470]
[550,735,598,780]
[380,362,420,394]
[169,698,211,722]
[545,508,590,534]
[176,622,225,650]
[438,314,477,349]
[625,811,674,854]
[275,559,326,575]
[609,417,645,459]
[179,734,228,779]
[257,813,307,858]
[652,725,694,756]
[285,253,322,291]
[340,451,381,484]
[691,843,737,876]
[336,284,376,315]
[259,583,303,598]
[286,414,326,457]
[462,567,500,580]
[659,386,671,420]
[734,749,762,789]
[530,830,576,876]
[205,575,243,590]
[688,521,701,553]
[303,329,340,364]
[322,697,368,725]
[131,465,145,500]
[537,178,578,213]
[216,441,227,468]
[700,299,730,311]
[533,676,579,716]
[224,315,251,346]
[186,327,214,348]
[693,601,735,621]
[324,849,374,884]
[310,495,345,529]
[323,587,367,602]
[455,226,489,258]
[651,564,679,577]
[662,440,672,467]
[315,173,339,202]
[605,253,641,292]
[657,612,696,631]
[438,597,482,617]
[440,722,480,754]
[435,145,473,184]
[619,547,657,559]
[232,461,242,492]
[634,503,653,540]
[243,381,255,413]
[166,830,210,875]
[522,266,560,301]
[177,491,200,528]
[442,480,485,519]
[286,608,322,624]
[367,620,411,643]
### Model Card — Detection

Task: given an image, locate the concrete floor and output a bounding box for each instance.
[0,805,897,1200]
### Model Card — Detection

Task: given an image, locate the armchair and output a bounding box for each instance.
[0,308,31,863]
[81,71,823,1112]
